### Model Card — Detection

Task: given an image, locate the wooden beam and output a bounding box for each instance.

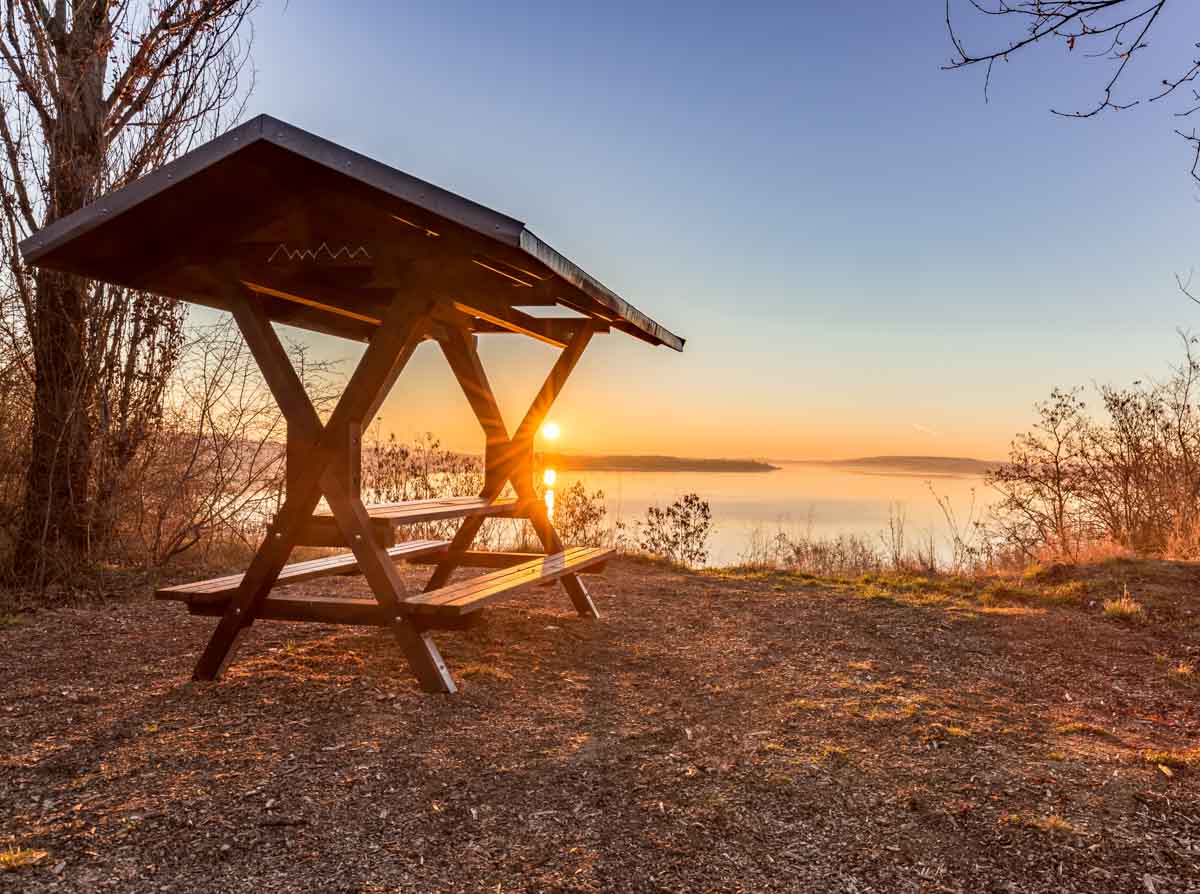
[242,279,382,325]
[436,321,600,618]
[451,300,563,347]
[192,283,456,693]
[295,516,395,548]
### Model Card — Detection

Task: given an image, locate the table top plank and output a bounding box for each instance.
[312,495,527,524]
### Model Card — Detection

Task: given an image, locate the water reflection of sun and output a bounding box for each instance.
[540,422,559,519]
[543,468,557,519]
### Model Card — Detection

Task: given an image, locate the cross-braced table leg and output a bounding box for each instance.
[192,285,456,692]
[432,322,599,618]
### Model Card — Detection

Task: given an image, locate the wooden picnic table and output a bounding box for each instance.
[20,115,683,692]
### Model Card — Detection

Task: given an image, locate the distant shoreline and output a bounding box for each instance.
[780,455,1000,475]
[542,454,779,473]
[535,454,1000,475]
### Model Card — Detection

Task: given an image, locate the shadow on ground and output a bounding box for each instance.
[2,558,1198,892]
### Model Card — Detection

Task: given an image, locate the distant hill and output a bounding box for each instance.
[787,455,999,475]
[543,454,779,473]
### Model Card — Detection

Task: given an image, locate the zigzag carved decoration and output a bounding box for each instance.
[267,242,371,263]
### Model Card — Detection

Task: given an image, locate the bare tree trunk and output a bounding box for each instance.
[21,271,93,569]
[13,4,107,576]
[0,1,256,588]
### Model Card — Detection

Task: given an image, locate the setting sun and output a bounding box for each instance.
[541,421,561,440]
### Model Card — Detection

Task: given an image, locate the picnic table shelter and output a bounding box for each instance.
[20,115,684,693]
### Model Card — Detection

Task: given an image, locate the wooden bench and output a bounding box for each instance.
[158,543,611,628]
[155,539,450,604]
[401,547,614,618]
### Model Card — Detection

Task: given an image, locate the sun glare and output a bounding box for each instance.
[541,421,561,440]
[543,468,557,486]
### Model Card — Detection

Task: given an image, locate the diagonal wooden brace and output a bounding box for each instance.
[192,286,457,693]
[432,322,599,617]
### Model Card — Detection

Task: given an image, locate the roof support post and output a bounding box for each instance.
[192,283,456,693]
[432,320,599,618]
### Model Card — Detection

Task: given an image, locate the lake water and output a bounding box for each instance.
[551,461,1000,567]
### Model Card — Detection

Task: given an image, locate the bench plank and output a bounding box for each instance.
[186,592,390,626]
[155,539,449,604]
[401,547,614,617]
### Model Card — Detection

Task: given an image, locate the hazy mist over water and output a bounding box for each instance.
[555,460,1000,567]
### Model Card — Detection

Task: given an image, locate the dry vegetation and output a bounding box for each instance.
[1,555,1198,892]
[0,1,257,587]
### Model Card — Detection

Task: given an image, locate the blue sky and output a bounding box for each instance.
[233,1,1200,459]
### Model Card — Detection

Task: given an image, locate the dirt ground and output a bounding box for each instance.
[2,557,1199,893]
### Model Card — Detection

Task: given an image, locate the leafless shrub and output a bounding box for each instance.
[737,492,1006,578]
[360,429,500,546]
[551,481,610,547]
[362,429,531,550]
[880,502,907,570]
[990,333,1200,560]
[103,320,338,568]
[772,530,884,578]
[364,430,484,508]
[0,325,30,543]
[929,484,996,575]
[619,493,714,567]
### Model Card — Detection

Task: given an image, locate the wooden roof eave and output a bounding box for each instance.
[518,230,684,352]
[18,114,685,352]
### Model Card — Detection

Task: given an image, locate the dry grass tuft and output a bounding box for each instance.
[786,697,824,712]
[813,743,851,766]
[1055,721,1113,738]
[455,662,513,682]
[1102,588,1146,623]
[0,847,49,872]
[863,701,920,723]
[1142,748,1200,769]
[985,580,1087,606]
[1000,813,1076,835]
[1168,661,1195,681]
